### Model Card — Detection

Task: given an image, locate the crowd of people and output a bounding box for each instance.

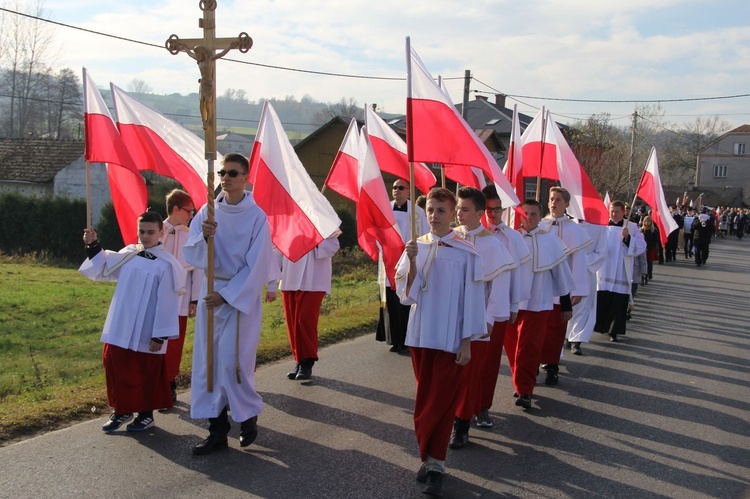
[78,151,746,497]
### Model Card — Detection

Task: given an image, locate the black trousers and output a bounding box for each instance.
[375,287,410,348]
[683,234,693,257]
[694,242,709,265]
[208,406,231,436]
[595,290,629,337]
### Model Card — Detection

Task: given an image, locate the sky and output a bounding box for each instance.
[8,0,750,133]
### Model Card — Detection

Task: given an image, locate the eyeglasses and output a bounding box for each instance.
[218,170,244,178]
[179,207,195,216]
[486,207,504,214]
[392,185,407,191]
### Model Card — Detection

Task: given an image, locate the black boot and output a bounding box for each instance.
[544,364,559,386]
[239,415,258,447]
[449,417,470,449]
[295,358,315,380]
[287,363,300,380]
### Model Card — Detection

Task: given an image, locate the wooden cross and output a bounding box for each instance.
[165,0,252,393]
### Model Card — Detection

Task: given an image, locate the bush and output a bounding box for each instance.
[0,192,86,262]
[335,206,357,249]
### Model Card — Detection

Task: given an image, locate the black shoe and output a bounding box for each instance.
[192,434,228,455]
[295,359,315,380]
[515,394,532,409]
[571,342,582,355]
[416,464,428,483]
[287,364,300,380]
[449,429,468,449]
[170,380,177,403]
[389,345,400,352]
[422,471,444,497]
[544,371,559,386]
[609,335,619,343]
[102,413,133,432]
[239,416,258,447]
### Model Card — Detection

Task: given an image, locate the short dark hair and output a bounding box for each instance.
[138,211,164,230]
[166,189,192,214]
[482,184,500,202]
[522,199,543,213]
[457,186,486,211]
[611,200,626,210]
[427,187,457,209]
[223,153,249,173]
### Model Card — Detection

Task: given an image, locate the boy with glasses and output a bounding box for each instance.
[161,189,204,404]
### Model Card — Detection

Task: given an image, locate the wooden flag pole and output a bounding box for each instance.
[166,1,252,393]
[85,160,92,229]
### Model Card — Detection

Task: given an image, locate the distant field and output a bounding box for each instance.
[0,254,378,443]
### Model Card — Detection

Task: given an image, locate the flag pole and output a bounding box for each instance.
[85,160,92,229]
[406,36,417,242]
[535,106,546,201]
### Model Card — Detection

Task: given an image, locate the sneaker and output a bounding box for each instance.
[423,471,444,497]
[515,394,532,409]
[474,409,493,428]
[102,413,132,432]
[126,414,155,432]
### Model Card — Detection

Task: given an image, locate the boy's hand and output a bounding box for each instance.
[265,291,277,303]
[405,240,418,260]
[204,292,226,309]
[83,228,97,245]
[149,339,161,352]
[508,312,518,325]
[202,219,217,238]
[571,296,582,306]
[455,338,472,366]
[188,303,197,318]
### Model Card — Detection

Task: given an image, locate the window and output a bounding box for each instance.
[524,179,537,201]
[713,165,728,178]
[733,143,746,155]
[486,118,501,125]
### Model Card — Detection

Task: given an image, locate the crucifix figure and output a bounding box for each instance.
[165,0,252,393]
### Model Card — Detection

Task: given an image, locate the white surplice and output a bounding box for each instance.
[487,221,532,313]
[79,244,186,354]
[517,227,574,312]
[395,232,487,353]
[279,236,340,293]
[597,220,647,297]
[567,222,608,343]
[162,220,205,316]
[456,225,516,324]
[183,191,273,422]
[539,215,593,300]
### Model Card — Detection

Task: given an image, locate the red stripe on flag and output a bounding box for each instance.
[84,114,140,175]
[253,157,324,262]
[107,164,148,245]
[118,123,207,208]
[357,189,405,288]
[369,134,435,194]
[325,150,360,202]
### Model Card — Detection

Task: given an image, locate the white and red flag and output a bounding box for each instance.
[110,84,209,208]
[406,40,518,207]
[520,109,558,181]
[357,128,405,287]
[635,147,679,243]
[249,101,341,262]
[82,68,147,244]
[364,105,436,194]
[324,118,361,202]
[548,113,609,224]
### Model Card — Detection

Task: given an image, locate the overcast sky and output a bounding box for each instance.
[29,0,750,131]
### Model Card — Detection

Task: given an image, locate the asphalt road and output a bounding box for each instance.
[1,237,749,498]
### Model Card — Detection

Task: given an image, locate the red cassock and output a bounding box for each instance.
[103,344,173,413]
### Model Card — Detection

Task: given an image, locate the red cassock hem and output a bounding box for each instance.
[103,344,172,413]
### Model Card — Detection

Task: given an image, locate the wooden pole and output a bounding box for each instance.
[85,160,92,229]
[165,0,252,393]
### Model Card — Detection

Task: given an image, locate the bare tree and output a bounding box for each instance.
[312,97,362,125]
[127,78,153,94]
[0,0,57,138]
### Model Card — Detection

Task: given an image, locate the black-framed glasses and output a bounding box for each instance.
[218,170,244,178]
[392,185,407,191]
[486,207,504,214]
[179,207,196,216]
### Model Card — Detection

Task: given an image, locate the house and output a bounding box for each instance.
[217,131,255,157]
[695,125,750,205]
[0,139,111,225]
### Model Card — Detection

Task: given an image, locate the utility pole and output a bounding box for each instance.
[627,109,638,200]
[462,70,470,120]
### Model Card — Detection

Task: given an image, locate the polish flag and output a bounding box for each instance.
[500,104,527,227]
[324,118,361,202]
[635,147,679,243]
[82,68,147,244]
[364,105,436,194]
[111,84,209,208]
[548,113,609,224]
[437,77,485,189]
[406,40,518,207]
[520,109,559,181]
[357,128,405,288]
[604,191,611,207]
[249,101,341,262]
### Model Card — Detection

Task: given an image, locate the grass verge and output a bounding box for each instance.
[0,251,379,445]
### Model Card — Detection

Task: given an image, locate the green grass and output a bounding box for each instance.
[0,250,379,444]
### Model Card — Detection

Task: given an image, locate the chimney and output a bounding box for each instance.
[495,94,507,108]
[475,95,488,101]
